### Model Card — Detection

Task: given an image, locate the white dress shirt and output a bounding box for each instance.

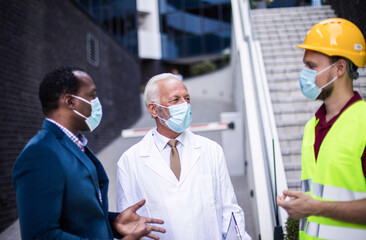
[152,128,185,168]
[117,129,251,240]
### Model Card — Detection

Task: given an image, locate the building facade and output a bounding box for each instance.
[74,0,232,80]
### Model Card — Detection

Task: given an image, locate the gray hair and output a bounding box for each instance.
[143,73,180,106]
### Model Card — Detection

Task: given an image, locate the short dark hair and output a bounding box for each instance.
[329,56,359,79]
[39,66,84,115]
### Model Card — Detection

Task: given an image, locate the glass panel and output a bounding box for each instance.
[160,0,231,59]
[185,0,200,9]
[185,35,203,57]
[165,13,185,37]
[73,0,138,57]
[203,6,219,33]
[201,0,230,5]
[167,0,182,10]
[183,12,203,35]
[204,33,222,54]
[102,6,111,30]
[221,3,231,23]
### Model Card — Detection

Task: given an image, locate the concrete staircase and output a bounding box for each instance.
[250,5,366,190]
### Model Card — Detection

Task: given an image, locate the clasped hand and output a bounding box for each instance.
[277,190,319,219]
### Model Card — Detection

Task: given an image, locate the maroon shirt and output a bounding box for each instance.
[314,91,366,178]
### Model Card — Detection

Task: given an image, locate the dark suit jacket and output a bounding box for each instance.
[13,120,120,239]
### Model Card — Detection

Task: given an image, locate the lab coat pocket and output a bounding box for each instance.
[198,174,215,209]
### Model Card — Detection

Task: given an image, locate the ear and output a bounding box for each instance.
[63,94,75,110]
[336,58,347,77]
[147,102,158,118]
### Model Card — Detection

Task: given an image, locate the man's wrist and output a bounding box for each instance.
[312,199,325,217]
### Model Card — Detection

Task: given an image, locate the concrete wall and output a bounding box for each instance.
[0,0,141,232]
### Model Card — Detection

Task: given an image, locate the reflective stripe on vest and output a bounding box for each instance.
[306,221,366,240]
[299,218,307,231]
[312,182,366,201]
[302,180,366,201]
[301,179,312,192]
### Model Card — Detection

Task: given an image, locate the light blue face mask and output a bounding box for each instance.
[72,95,103,132]
[155,102,192,133]
[299,63,337,100]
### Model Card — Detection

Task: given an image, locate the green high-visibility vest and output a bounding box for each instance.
[300,100,366,240]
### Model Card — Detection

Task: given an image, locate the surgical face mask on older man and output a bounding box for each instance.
[154,102,192,133]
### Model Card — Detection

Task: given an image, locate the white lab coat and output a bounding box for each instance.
[117,129,251,240]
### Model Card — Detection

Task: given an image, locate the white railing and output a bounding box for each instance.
[231,0,288,239]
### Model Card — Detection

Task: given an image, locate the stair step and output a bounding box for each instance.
[254,24,321,35]
[251,6,334,20]
[256,31,306,40]
[287,180,301,190]
[271,95,316,103]
[276,118,308,127]
[256,36,306,46]
[281,147,302,156]
[275,111,314,122]
[262,50,304,60]
[278,133,303,141]
[264,57,305,66]
[273,101,320,115]
[261,45,303,53]
[280,139,303,153]
[252,13,335,28]
[266,67,301,75]
[282,153,302,165]
[284,163,302,171]
[251,5,332,16]
[260,44,300,52]
[270,90,307,103]
[266,72,301,83]
[269,84,299,93]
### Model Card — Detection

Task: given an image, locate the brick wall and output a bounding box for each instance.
[0,0,141,232]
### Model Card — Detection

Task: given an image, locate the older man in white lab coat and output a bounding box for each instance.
[116,73,251,240]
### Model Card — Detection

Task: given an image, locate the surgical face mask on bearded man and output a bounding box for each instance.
[299,63,337,100]
[154,102,192,133]
[72,95,103,131]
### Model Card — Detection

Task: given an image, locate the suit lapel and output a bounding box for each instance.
[59,136,100,189]
[85,147,109,211]
[44,121,101,206]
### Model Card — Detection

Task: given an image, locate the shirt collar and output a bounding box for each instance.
[46,118,88,150]
[152,128,187,151]
[315,91,362,120]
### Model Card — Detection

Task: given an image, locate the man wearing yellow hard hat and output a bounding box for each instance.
[277,18,366,239]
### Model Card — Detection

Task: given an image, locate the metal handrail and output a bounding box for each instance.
[231,0,288,238]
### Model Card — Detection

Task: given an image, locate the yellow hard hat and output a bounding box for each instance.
[297,18,366,67]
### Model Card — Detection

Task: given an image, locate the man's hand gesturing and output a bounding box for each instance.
[114,199,166,240]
